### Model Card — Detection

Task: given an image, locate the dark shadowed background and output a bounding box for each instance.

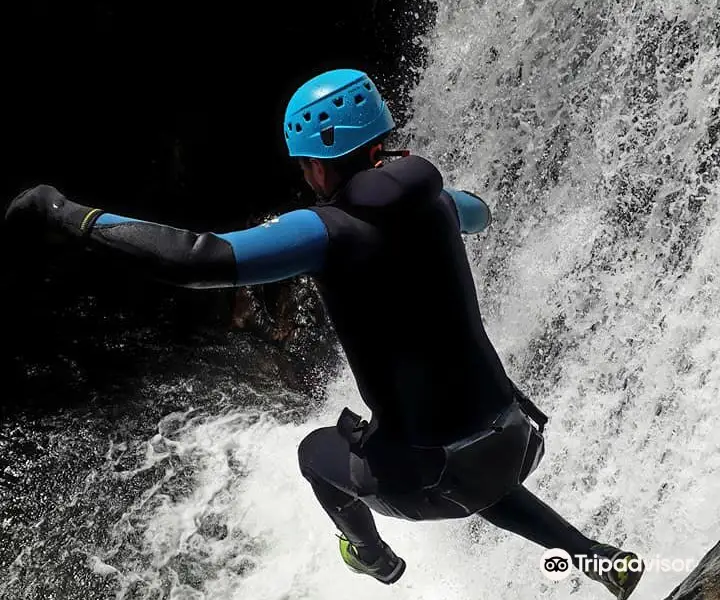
[0,1,437,415]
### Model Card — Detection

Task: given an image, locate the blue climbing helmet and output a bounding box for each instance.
[284,69,395,159]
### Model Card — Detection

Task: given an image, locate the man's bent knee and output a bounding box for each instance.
[297,426,341,479]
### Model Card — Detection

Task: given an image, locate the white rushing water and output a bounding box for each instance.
[96,1,720,599]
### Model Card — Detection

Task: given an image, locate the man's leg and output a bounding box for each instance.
[297,427,384,562]
[479,485,644,599]
[478,484,597,560]
[297,426,407,584]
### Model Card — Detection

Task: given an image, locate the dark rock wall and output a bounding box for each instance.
[665,542,720,600]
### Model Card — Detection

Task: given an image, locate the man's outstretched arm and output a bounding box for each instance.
[4,185,329,288]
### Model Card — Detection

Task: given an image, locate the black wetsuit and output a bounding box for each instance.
[294,157,595,559]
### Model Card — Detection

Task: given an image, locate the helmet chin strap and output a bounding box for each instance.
[369,143,410,168]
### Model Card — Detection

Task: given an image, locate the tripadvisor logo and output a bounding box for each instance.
[540,548,695,581]
[541,549,573,581]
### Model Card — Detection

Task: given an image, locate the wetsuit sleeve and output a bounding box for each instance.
[442,188,492,234]
[90,209,328,288]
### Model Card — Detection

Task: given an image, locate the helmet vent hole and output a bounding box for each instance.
[320,127,335,147]
[354,94,365,104]
[287,122,292,130]
[303,112,311,122]
[295,123,302,132]
[285,131,289,139]
[364,82,372,90]
[319,111,329,122]
[333,97,344,107]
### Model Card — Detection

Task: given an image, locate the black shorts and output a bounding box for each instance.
[298,402,544,521]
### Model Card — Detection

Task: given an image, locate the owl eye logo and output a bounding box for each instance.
[544,557,569,572]
[540,549,573,581]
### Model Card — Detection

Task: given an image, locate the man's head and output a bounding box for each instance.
[296,142,385,198]
[284,69,395,198]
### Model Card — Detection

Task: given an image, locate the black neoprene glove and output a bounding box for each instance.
[4,185,104,238]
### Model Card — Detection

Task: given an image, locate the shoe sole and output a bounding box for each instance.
[346,556,407,585]
[376,557,406,584]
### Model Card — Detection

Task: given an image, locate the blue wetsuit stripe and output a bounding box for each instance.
[217,209,329,285]
[95,213,142,227]
[444,188,491,234]
[94,209,329,287]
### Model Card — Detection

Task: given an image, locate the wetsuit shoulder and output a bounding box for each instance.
[343,155,444,211]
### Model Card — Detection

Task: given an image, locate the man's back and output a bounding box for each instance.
[309,155,514,445]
